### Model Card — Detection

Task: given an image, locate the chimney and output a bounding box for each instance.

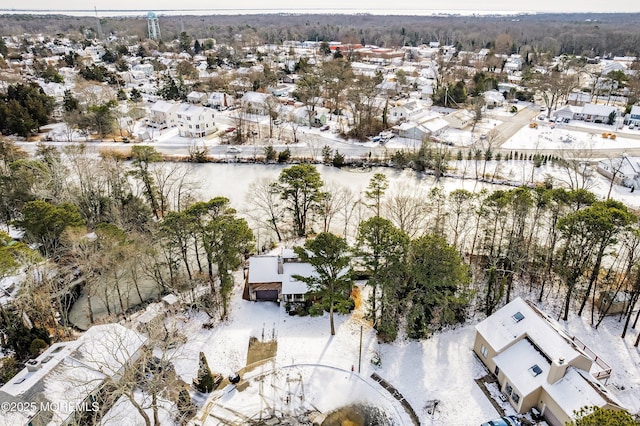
[277,256,283,274]
[26,359,41,372]
[547,357,568,384]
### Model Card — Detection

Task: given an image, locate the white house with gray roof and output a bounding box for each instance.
[473,297,625,426]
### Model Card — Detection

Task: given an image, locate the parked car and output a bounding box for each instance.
[226,146,242,153]
[480,415,521,426]
[225,127,236,133]
[320,125,330,131]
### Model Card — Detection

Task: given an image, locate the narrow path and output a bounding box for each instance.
[370,372,421,426]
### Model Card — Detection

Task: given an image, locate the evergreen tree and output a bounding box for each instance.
[572,406,639,426]
[193,352,215,393]
[293,233,353,335]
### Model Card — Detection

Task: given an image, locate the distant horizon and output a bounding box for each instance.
[2,7,640,18]
[1,0,639,16]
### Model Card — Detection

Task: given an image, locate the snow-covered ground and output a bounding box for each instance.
[145,271,640,426]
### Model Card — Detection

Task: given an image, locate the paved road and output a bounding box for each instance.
[489,107,539,145]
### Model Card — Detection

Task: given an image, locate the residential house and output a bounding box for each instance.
[444,109,474,129]
[628,105,640,126]
[0,324,146,426]
[596,155,640,189]
[483,90,505,108]
[576,103,618,123]
[241,91,276,115]
[388,100,428,124]
[596,290,632,316]
[268,84,294,98]
[207,92,233,109]
[504,55,525,73]
[474,298,624,426]
[393,114,448,140]
[553,105,581,122]
[186,91,207,104]
[567,92,593,106]
[176,104,216,138]
[292,106,328,127]
[244,249,315,304]
[131,63,154,77]
[148,100,180,130]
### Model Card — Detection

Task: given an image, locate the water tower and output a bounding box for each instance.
[147,12,161,40]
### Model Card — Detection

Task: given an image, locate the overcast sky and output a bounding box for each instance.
[2,0,639,13]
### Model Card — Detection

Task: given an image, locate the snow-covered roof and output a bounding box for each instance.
[72,324,147,377]
[421,117,449,133]
[282,262,316,295]
[581,103,617,117]
[176,103,207,118]
[493,338,550,397]
[476,297,581,364]
[242,91,271,104]
[247,256,281,283]
[544,367,623,419]
[0,324,145,426]
[247,249,319,295]
[150,100,178,113]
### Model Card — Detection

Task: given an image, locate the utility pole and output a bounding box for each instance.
[94,7,103,40]
[358,325,363,373]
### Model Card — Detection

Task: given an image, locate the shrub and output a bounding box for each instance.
[308,303,325,317]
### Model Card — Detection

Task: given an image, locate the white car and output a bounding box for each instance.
[226,146,242,154]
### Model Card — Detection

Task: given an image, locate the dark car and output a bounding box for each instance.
[480,415,520,426]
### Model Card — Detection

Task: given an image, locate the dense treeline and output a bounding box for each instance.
[2,141,640,366]
[1,13,640,56]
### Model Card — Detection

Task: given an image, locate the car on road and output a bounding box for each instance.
[480,415,521,426]
[225,127,236,133]
[226,146,242,153]
[320,125,330,131]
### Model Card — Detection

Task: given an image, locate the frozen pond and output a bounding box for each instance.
[68,162,507,329]
[184,162,496,210]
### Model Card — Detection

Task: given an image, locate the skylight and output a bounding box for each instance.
[529,364,543,377]
[512,311,525,322]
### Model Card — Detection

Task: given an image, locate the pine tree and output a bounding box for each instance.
[194,352,215,393]
[177,387,196,424]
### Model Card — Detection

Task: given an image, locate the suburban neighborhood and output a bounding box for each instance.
[1,7,640,426]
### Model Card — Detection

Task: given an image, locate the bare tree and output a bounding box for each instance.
[246,178,286,243]
[383,181,428,239]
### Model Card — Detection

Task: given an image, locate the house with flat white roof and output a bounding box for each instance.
[473,297,625,426]
[244,248,315,304]
[0,324,146,426]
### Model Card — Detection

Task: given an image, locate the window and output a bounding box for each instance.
[480,345,488,358]
[512,311,525,322]
[505,383,513,397]
[494,366,500,376]
[530,364,543,377]
[512,392,520,404]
